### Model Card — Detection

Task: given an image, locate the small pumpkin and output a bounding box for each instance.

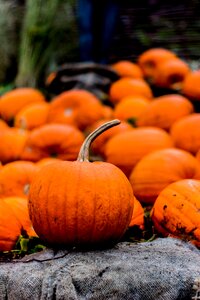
[129,198,144,230]
[28,120,134,248]
[151,179,200,247]
[129,148,200,205]
[136,94,194,131]
[111,60,143,79]
[20,123,85,162]
[0,87,45,122]
[182,70,200,101]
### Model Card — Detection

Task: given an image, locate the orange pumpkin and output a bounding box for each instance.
[138,48,177,80]
[14,102,49,130]
[182,70,200,101]
[111,60,143,78]
[88,119,133,157]
[129,148,200,205]
[28,120,134,248]
[113,95,150,123]
[170,113,200,155]
[136,94,194,131]
[152,58,190,90]
[0,161,38,198]
[20,123,85,162]
[109,78,153,105]
[0,196,37,251]
[105,127,174,177]
[129,198,144,230]
[47,89,105,130]
[151,179,200,247]
[36,157,61,168]
[0,87,45,122]
[0,119,9,131]
[0,128,29,163]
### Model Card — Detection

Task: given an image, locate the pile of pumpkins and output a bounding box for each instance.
[1,47,200,252]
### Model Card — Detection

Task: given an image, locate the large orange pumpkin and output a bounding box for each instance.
[136,94,194,131]
[129,148,200,205]
[28,120,134,248]
[151,179,200,247]
[105,127,174,177]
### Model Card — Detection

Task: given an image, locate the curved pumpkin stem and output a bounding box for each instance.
[77,119,121,162]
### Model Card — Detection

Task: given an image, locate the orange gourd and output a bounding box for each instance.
[129,198,144,230]
[182,70,200,101]
[105,127,174,177]
[109,78,153,105]
[170,113,200,155]
[111,60,143,79]
[0,87,45,122]
[28,120,134,248]
[136,94,194,131]
[47,89,105,130]
[129,148,200,205]
[0,161,38,198]
[20,123,85,162]
[151,179,200,247]
[138,48,177,80]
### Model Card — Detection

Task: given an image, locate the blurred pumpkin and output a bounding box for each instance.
[129,148,200,205]
[129,198,144,230]
[182,70,200,101]
[111,60,143,79]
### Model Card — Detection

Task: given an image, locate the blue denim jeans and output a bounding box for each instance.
[77,0,120,64]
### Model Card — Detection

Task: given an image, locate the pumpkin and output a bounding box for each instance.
[151,179,200,247]
[0,87,45,122]
[111,60,143,78]
[136,94,194,131]
[20,123,85,162]
[129,148,200,205]
[109,78,153,105]
[47,89,105,130]
[152,58,190,90]
[138,48,177,80]
[28,120,134,248]
[129,198,144,230]
[105,127,174,177]
[88,119,133,157]
[182,70,200,101]
[36,157,61,168]
[0,119,9,131]
[14,102,49,130]
[0,196,37,251]
[0,161,38,198]
[113,95,150,123]
[0,128,29,163]
[170,113,200,155]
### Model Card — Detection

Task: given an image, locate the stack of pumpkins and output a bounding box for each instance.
[1,47,200,252]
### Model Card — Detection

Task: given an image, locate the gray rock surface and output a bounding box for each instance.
[0,237,200,300]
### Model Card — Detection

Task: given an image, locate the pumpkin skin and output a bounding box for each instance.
[138,48,177,80]
[0,161,38,198]
[28,120,134,248]
[129,148,200,205]
[105,127,174,177]
[151,179,200,247]
[14,102,49,130]
[111,60,143,79]
[0,87,45,122]
[136,94,194,131]
[47,89,104,130]
[170,113,200,155]
[20,123,85,162]
[129,198,144,230]
[182,70,200,101]
[0,128,29,164]
[152,58,190,90]
[109,78,153,105]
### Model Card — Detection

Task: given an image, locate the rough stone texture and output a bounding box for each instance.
[0,238,200,300]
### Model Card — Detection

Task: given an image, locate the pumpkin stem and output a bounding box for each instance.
[77,119,121,162]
